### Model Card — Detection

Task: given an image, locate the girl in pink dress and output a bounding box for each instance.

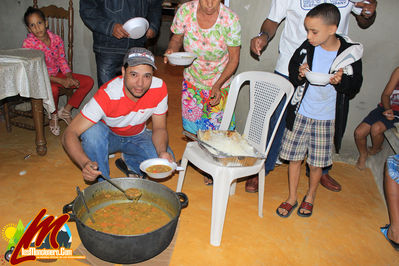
[22,6,94,135]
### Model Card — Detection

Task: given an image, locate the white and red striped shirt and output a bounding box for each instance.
[81,76,168,136]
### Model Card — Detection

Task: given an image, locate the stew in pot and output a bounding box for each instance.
[86,202,171,235]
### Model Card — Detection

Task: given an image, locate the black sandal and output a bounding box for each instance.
[115,158,143,178]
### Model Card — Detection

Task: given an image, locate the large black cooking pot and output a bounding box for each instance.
[63,178,188,264]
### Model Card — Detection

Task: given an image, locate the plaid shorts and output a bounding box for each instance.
[280,113,335,167]
[387,154,399,184]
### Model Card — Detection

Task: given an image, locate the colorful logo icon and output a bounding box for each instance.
[2,209,84,265]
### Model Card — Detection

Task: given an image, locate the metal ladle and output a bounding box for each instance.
[101,176,142,201]
[77,186,95,223]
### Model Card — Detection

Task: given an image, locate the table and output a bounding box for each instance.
[0,48,55,155]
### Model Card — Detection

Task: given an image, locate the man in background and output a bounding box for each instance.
[80,0,162,87]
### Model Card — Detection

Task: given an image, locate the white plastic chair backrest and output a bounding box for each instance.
[220,71,294,156]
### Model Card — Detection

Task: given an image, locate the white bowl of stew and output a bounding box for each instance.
[140,158,177,179]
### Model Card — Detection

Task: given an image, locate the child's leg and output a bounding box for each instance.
[369,121,387,154]
[49,82,61,135]
[277,160,302,216]
[277,113,311,216]
[354,122,372,169]
[308,166,322,197]
[67,73,94,110]
[298,164,322,215]
[287,160,301,202]
[302,118,334,215]
[50,81,60,111]
[385,156,399,243]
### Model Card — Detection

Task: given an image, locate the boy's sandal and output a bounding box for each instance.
[58,106,72,125]
[115,158,143,178]
[276,201,298,218]
[297,196,313,217]
[49,113,60,136]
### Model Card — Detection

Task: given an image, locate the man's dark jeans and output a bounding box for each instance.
[95,52,125,87]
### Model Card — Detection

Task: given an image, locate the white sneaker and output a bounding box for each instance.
[275,157,283,166]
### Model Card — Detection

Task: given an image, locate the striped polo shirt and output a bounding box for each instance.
[81,76,168,136]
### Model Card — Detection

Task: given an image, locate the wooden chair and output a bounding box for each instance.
[3,0,74,133]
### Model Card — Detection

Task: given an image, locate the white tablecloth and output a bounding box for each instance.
[0,48,55,114]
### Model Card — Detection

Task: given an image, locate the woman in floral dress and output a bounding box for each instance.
[164,0,241,136]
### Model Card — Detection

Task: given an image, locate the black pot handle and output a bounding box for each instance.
[176,192,188,208]
[62,199,77,222]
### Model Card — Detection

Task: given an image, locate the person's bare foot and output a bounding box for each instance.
[356,156,367,170]
[277,198,297,216]
[298,194,314,216]
[388,225,399,243]
[203,175,213,185]
[367,146,382,155]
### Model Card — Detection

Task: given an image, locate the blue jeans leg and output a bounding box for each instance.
[263,70,289,175]
[265,98,287,175]
[81,124,175,180]
[81,122,115,180]
[121,129,175,176]
[95,52,125,87]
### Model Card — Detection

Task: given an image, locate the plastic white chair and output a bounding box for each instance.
[176,71,294,246]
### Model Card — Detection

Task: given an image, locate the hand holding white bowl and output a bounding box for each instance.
[123,17,149,39]
[140,158,183,179]
[165,52,197,66]
[305,71,334,86]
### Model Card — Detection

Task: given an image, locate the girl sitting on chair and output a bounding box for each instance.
[22,6,94,135]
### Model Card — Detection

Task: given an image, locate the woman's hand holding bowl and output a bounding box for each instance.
[163,49,175,65]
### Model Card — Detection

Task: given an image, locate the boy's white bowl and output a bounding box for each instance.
[305,71,333,86]
[166,52,197,66]
[140,158,177,179]
[123,17,149,39]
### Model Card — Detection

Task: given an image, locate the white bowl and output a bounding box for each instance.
[305,71,333,86]
[140,158,178,179]
[123,17,149,39]
[166,52,197,66]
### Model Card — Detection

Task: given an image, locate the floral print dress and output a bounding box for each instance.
[171,1,241,134]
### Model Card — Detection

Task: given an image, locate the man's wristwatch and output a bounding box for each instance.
[257,31,270,42]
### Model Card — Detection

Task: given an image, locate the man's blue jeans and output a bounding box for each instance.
[95,52,125,87]
[265,95,287,175]
[81,122,174,180]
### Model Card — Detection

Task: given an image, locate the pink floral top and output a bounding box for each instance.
[22,30,71,76]
[171,1,241,90]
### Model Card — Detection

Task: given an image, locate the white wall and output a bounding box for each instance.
[1,0,399,158]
